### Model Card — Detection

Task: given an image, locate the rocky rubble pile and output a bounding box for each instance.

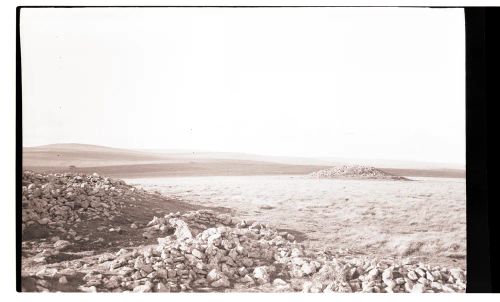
[21,171,146,233]
[141,210,237,240]
[22,171,464,293]
[60,210,465,293]
[309,165,408,180]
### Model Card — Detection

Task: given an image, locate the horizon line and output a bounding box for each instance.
[23,142,465,168]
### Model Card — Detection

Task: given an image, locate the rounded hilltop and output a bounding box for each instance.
[309,165,409,180]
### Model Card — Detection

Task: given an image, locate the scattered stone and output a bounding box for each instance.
[156,282,170,292]
[253,266,270,285]
[430,282,443,291]
[240,274,255,284]
[272,278,288,286]
[301,262,317,275]
[449,269,465,283]
[411,283,425,293]
[207,269,224,283]
[38,218,50,225]
[382,268,393,280]
[407,270,419,281]
[211,277,230,288]
[79,285,97,293]
[191,249,204,259]
[173,220,193,241]
[53,240,71,250]
[133,282,152,293]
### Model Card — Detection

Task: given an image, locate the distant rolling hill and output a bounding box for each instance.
[22,144,465,178]
[23,143,178,167]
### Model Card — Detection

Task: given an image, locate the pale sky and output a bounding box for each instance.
[21,8,465,164]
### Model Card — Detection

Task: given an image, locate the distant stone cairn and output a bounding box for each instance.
[309,165,408,180]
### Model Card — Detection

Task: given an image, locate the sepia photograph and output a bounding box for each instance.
[19,6,467,293]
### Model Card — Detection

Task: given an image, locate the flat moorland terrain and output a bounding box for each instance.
[23,144,464,179]
[21,143,466,291]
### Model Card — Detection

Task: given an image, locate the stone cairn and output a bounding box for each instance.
[309,165,408,180]
[21,170,149,235]
[23,171,465,293]
[77,211,465,293]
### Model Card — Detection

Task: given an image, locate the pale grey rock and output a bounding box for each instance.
[38,218,50,225]
[301,262,317,275]
[240,274,255,284]
[449,269,465,283]
[207,269,224,283]
[133,282,152,292]
[367,268,379,280]
[191,249,204,259]
[411,283,425,293]
[407,270,419,281]
[211,277,230,288]
[79,285,97,293]
[174,220,193,241]
[382,268,393,280]
[156,282,170,292]
[253,266,270,284]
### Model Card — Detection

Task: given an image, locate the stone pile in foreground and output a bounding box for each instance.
[65,210,464,293]
[309,165,408,180]
[21,170,149,234]
[22,171,465,293]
